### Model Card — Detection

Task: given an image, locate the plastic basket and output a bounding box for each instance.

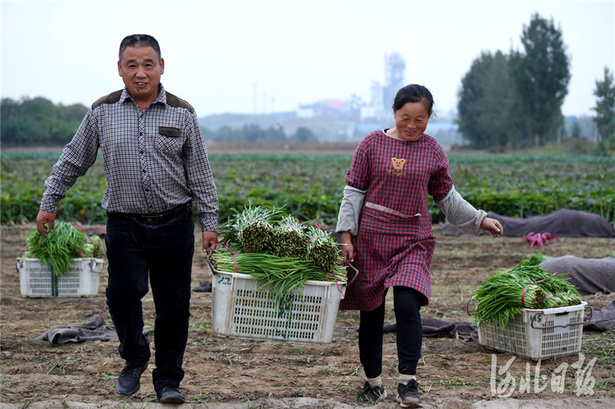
[477,302,587,360]
[211,269,347,344]
[17,258,104,298]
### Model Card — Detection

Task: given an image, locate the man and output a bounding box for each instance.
[36,34,218,404]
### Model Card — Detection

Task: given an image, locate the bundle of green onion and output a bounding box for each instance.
[211,249,346,309]
[24,221,104,278]
[222,203,286,254]
[273,215,309,259]
[306,225,344,273]
[471,253,582,330]
[215,204,347,310]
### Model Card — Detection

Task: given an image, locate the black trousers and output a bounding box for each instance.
[359,286,423,378]
[105,210,194,391]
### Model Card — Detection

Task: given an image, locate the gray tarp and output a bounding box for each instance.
[441,209,615,237]
[541,256,615,295]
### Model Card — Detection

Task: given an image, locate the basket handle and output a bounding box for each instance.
[346,263,359,287]
[205,251,219,276]
[90,258,104,272]
[466,299,476,316]
[529,306,593,330]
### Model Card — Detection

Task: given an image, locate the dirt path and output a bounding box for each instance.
[1,224,613,408]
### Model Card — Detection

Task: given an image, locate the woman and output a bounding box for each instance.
[336,84,502,407]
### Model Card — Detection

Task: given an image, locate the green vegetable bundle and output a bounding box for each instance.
[471,253,582,330]
[211,249,346,310]
[215,204,347,310]
[306,224,344,273]
[24,221,104,278]
[222,202,286,254]
[273,215,309,259]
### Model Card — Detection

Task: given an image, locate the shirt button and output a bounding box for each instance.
[142,169,146,173]
[140,132,143,136]
[140,150,144,155]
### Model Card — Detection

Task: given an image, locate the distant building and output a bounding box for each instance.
[297,99,345,118]
[361,52,406,120]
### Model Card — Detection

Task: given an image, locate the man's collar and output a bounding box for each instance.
[120,84,167,106]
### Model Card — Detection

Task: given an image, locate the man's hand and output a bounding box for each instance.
[36,211,56,238]
[202,231,218,253]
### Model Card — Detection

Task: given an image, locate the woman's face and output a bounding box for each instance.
[392,102,429,141]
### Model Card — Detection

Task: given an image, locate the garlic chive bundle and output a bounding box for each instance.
[273,215,308,259]
[471,253,582,330]
[306,224,343,273]
[543,291,583,309]
[239,218,276,254]
[222,203,285,253]
[24,221,98,278]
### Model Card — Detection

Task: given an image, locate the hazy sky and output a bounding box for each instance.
[2,0,614,118]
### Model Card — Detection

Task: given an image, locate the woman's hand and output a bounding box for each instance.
[481,217,503,238]
[340,231,355,264]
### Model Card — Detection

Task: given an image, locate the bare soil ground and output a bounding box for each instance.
[1,223,614,408]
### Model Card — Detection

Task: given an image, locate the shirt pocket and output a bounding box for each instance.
[156,126,183,154]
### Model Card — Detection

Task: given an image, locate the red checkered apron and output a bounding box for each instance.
[340,130,453,311]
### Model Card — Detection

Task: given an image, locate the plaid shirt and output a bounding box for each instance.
[340,130,453,310]
[41,86,219,232]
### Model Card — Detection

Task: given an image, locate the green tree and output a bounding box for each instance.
[592,67,615,143]
[291,126,318,144]
[510,13,571,146]
[1,96,87,146]
[570,121,582,139]
[457,51,515,149]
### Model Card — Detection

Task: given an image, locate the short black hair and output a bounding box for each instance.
[393,84,435,117]
[119,34,162,62]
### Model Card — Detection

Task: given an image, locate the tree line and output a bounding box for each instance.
[457,13,615,152]
[1,97,88,146]
[0,96,318,146]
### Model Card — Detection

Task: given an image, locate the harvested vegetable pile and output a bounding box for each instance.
[213,204,346,306]
[471,253,582,330]
[23,221,104,278]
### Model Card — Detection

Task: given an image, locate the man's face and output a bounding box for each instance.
[118,45,164,106]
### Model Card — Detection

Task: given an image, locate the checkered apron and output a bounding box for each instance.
[340,130,453,311]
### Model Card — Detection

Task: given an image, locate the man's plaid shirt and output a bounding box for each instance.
[41,85,218,232]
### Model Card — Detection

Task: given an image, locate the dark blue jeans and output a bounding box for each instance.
[359,286,423,378]
[105,210,194,391]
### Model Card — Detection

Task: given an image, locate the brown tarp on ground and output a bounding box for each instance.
[441,209,615,237]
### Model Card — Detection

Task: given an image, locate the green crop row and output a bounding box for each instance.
[1,152,613,226]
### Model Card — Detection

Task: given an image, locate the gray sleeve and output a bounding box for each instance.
[335,186,366,236]
[435,186,487,236]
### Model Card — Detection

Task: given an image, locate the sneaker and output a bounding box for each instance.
[357,381,387,404]
[397,379,422,408]
[115,361,148,396]
[157,386,186,404]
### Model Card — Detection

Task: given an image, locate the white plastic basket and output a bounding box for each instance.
[17,258,104,298]
[211,269,347,344]
[477,302,587,360]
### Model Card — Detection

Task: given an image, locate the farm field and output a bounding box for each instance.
[1,145,614,408]
[1,145,614,226]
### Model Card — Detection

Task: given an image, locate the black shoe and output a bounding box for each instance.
[115,362,148,396]
[397,379,422,408]
[357,381,387,404]
[157,386,186,404]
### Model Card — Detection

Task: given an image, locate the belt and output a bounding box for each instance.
[113,202,192,226]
